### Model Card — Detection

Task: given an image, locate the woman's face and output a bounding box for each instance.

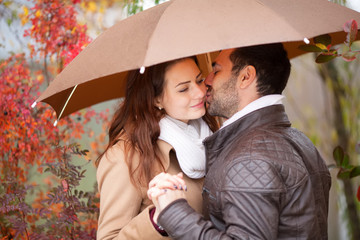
[157,58,207,123]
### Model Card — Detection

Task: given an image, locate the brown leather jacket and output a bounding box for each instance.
[158,105,331,239]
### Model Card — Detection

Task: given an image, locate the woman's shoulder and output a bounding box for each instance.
[97,135,135,169]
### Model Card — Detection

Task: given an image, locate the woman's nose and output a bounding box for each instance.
[193,82,206,98]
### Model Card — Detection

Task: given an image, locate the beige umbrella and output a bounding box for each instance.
[34,0,360,123]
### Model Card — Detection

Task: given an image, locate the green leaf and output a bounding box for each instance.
[298,44,323,53]
[4,1,12,7]
[337,169,351,179]
[333,146,344,166]
[341,154,350,168]
[6,18,12,27]
[350,166,360,178]
[314,34,332,46]
[316,53,337,63]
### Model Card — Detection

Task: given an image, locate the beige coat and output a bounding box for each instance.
[97,139,204,240]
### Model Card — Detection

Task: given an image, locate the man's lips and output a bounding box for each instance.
[205,86,212,103]
[206,91,212,103]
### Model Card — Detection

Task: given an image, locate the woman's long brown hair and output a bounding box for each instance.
[96,57,219,188]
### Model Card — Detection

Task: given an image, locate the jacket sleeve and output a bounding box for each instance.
[157,160,283,240]
[97,142,168,240]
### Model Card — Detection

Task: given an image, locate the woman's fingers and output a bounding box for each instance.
[147,187,167,200]
[148,172,166,188]
[148,172,186,191]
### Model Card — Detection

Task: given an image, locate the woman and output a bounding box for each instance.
[96,56,218,239]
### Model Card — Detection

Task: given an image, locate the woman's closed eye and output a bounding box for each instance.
[179,87,188,93]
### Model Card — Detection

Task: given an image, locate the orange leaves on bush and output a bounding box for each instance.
[23,0,91,69]
[0,54,64,181]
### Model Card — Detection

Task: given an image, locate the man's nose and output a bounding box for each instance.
[205,72,214,87]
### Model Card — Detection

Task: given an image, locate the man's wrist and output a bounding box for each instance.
[157,198,188,225]
[149,207,168,236]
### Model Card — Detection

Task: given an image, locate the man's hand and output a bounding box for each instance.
[153,189,186,223]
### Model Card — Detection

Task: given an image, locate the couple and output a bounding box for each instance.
[96,43,331,239]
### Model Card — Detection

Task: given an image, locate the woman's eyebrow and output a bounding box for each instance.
[175,81,191,87]
[175,72,202,88]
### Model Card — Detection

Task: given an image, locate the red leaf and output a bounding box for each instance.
[61,179,68,192]
[342,51,358,62]
[357,186,360,202]
[344,19,358,46]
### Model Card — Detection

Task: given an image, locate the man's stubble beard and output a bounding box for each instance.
[208,74,239,119]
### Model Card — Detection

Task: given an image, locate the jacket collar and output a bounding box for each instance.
[203,105,291,172]
[221,94,285,129]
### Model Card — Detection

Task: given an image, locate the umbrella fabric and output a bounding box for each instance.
[35,0,360,119]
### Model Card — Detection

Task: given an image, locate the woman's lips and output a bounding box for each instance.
[192,101,205,108]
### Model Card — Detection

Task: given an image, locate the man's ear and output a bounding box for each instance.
[238,65,256,89]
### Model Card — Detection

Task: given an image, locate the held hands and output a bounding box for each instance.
[147,172,187,223]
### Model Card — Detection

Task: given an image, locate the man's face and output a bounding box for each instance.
[205,49,239,119]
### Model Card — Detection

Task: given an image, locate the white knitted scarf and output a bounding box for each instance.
[159,115,213,178]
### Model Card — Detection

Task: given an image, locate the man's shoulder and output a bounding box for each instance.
[221,159,286,193]
[221,128,309,192]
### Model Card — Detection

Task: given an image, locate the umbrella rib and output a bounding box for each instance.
[255,0,308,40]
[54,85,78,126]
[141,1,174,66]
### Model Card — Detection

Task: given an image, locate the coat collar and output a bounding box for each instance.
[203,105,291,172]
[157,139,174,170]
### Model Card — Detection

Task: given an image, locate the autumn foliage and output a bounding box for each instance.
[0,0,111,239]
[22,0,91,71]
[1,0,360,239]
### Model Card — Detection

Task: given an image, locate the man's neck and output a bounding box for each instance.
[221,94,285,129]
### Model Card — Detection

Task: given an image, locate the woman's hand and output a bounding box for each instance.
[148,172,186,197]
[147,171,187,201]
[147,172,187,223]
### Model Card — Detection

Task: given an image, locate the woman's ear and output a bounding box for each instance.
[238,65,257,89]
[154,97,163,110]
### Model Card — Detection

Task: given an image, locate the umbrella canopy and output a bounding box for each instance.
[35,0,360,120]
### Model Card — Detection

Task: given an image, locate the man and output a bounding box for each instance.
[151,43,331,239]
